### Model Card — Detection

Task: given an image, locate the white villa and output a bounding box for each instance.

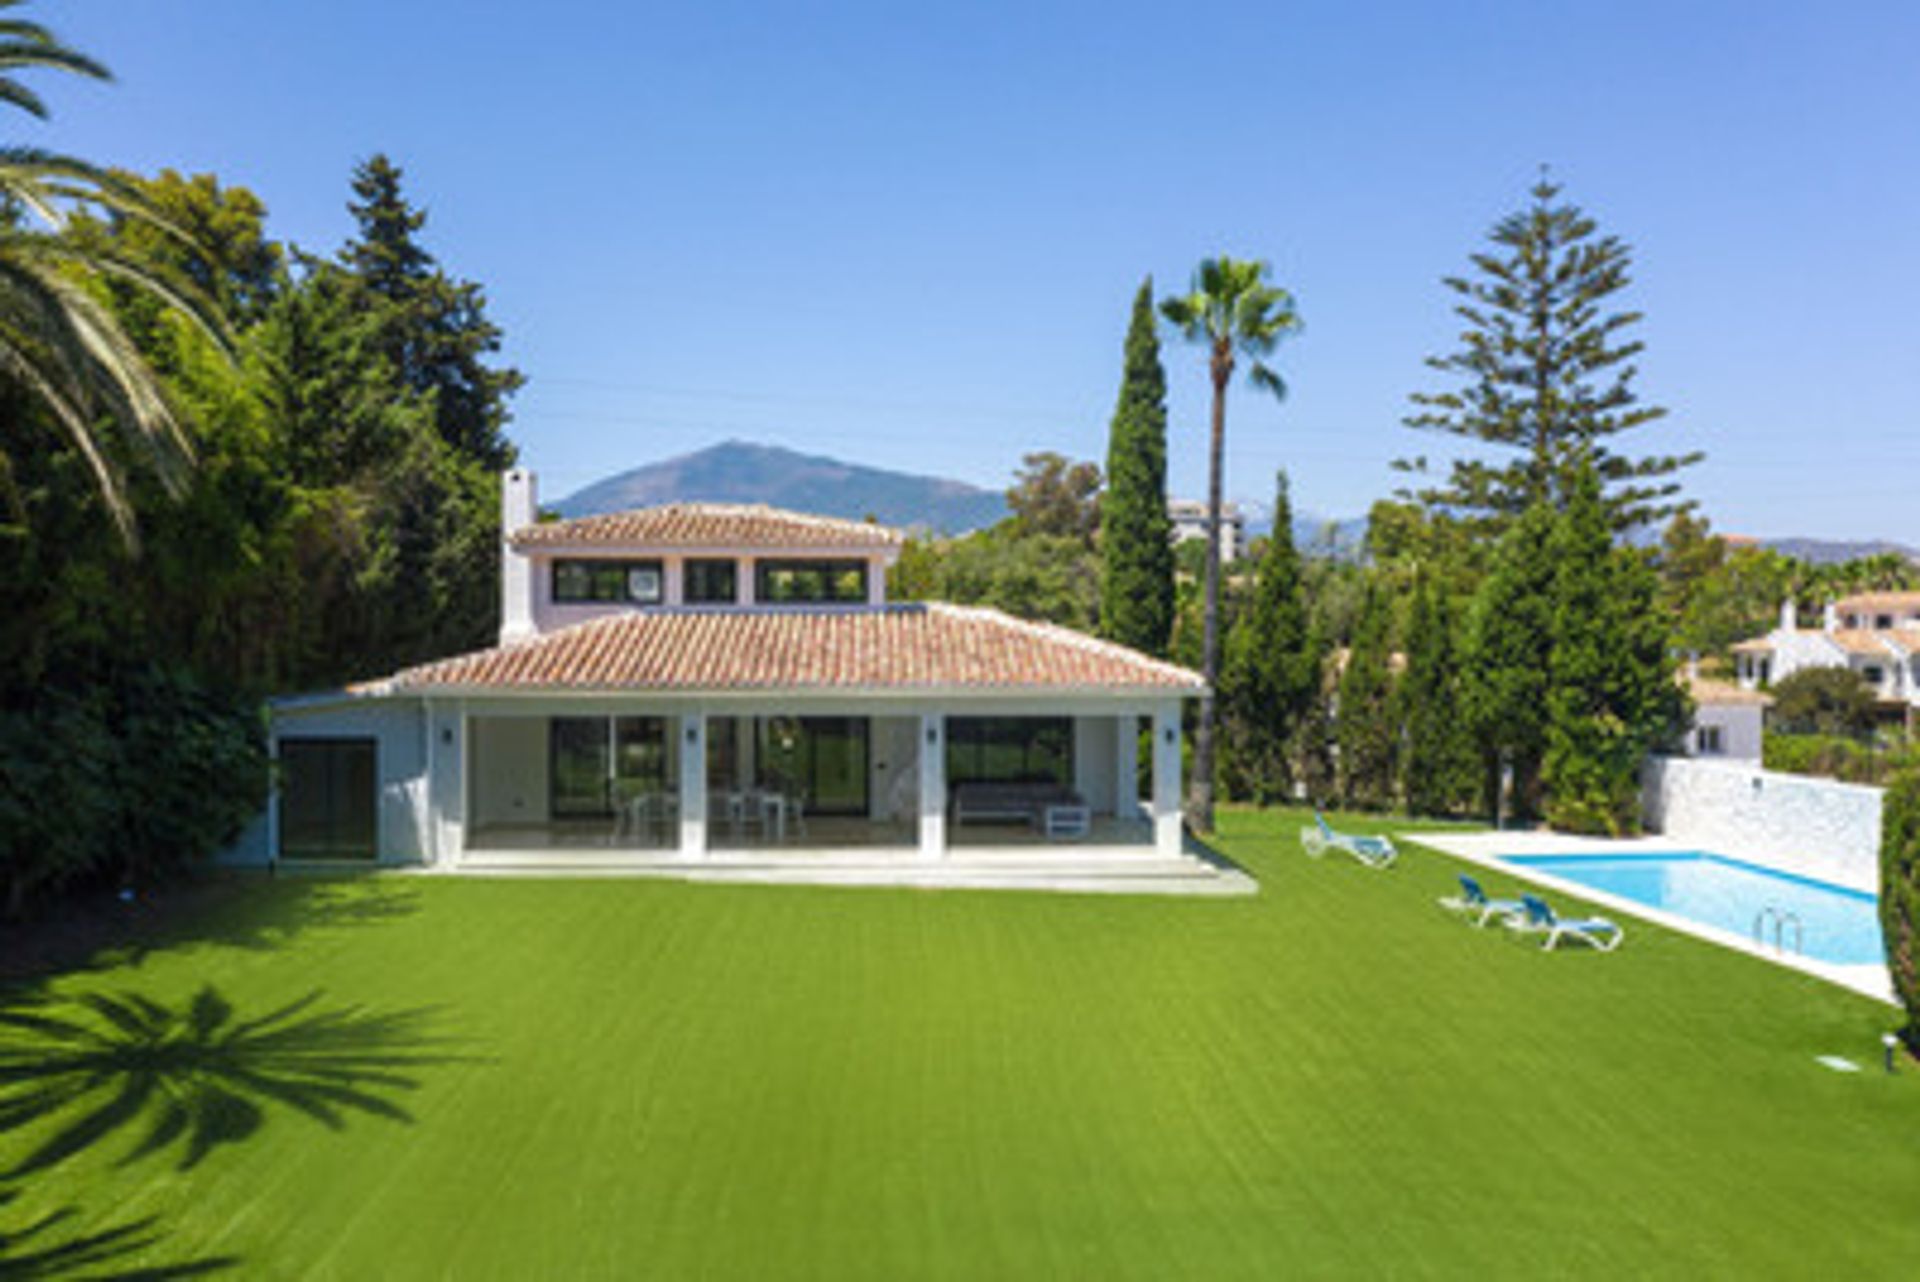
[1167,498,1248,563]
[226,469,1212,883]
[1733,591,1920,713]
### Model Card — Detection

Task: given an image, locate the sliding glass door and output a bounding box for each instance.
[279,738,377,860]
[550,716,669,817]
[757,717,869,816]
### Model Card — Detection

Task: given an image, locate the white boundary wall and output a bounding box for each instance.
[1641,755,1883,893]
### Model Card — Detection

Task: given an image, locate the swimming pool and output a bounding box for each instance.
[1499,852,1884,966]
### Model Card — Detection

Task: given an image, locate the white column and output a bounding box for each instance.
[664,557,685,607]
[740,557,757,605]
[679,713,707,858]
[867,555,887,606]
[918,712,945,860]
[499,469,537,643]
[1114,713,1138,820]
[1151,705,1183,857]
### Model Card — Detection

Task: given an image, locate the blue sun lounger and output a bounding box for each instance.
[1300,811,1397,868]
[1437,874,1526,927]
[1509,893,1625,951]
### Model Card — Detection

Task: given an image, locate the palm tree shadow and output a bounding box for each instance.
[0,1191,237,1279]
[0,985,470,1178]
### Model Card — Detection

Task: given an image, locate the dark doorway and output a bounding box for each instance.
[757,717,869,816]
[279,738,378,860]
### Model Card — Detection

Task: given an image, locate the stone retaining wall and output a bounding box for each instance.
[1641,755,1882,892]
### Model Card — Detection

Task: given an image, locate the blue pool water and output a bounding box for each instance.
[1499,852,1884,966]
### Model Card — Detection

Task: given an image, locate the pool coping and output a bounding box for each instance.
[1406,830,1895,1005]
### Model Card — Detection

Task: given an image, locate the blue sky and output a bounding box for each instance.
[40,1,1920,539]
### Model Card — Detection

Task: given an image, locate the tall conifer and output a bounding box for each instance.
[1098,279,1175,656]
[1400,178,1697,532]
[1336,583,1397,809]
[1462,501,1557,820]
[1220,472,1318,801]
[1398,568,1476,815]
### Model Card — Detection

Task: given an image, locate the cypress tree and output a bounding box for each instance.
[1462,500,1557,821]
[1098,279,1175,656]
[1400,177,1698,532]
[1542,461,1689,834]
[1336,582,1397,809]
[1398,568,1476,815]
[1220,472,1317,801]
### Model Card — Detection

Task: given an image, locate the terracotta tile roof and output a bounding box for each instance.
[511,503,904,551]
[1730,637,1775,654]
[1685,674,1771,707]
[1832,590,1920,614]
[1829,629,1900,658]
[377,605,1204,694]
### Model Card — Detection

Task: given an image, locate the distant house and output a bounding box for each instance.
[1168,498,1248,562]
[1732,591,1920,711]
[1682,669,1770,762]
[225,469,1207,877]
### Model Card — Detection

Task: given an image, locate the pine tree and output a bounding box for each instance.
[342,154,522,470]
[1542,462,1690,834]
[1336,582,1397,809]
[1220,472,1318,801]
[1399,177,1698,532]
[1397,568,1476,815]
[1462,500,1557,821]
[1099,279,1176,656]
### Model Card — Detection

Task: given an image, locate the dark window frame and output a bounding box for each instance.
[684,557,740,605]
[552,558,665,605]
[754,559,869,604]
[946,717,1075,787]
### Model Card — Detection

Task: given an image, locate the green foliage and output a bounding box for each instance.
[1400,178,1698,532]
[1160,255,1303,830]
[1397,568,1477,815]
[1335,582,1397,809]
[1768,667,1880,738]
[1462,501,1557,819]
[1542,464,1690,835]
[1005,450,1101,544]
[1763,732,1920,785]
[1098,279,1174,656]
[0,664,267,913]
[1882,771,1920,1047]
[1219,473,1320,802]
[889,525,1099,632]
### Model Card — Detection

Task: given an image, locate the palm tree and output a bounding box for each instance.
[0,0,222,546]
[1161,257,1301,830]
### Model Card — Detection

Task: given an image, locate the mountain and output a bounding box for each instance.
[1757,537,1918,565]
[555,441,1009,534]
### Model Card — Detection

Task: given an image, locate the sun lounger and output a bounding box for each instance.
[1508,893,1625,951]
[1437,874,1526,927]
[1300,811,1397,868]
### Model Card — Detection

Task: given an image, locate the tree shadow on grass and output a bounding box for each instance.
[0,1189,236,1279]
[0,984,467,1177]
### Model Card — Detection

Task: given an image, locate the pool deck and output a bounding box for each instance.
[1410,829,1895,1004]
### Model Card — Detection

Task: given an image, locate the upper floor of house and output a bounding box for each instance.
[1732,591,1920,705]
[500,469,905,643]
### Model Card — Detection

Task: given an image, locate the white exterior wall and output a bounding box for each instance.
[518,550,898,637]
[1641,756,1883,893]
[1073,716,1118,815]
[469,716,547,826]
[1686,703,1764,763]
[226,697,430,868]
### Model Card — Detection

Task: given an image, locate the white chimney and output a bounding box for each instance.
[500,468,537,644]
[1822,602,1839,634]
[1778,599,1796,632]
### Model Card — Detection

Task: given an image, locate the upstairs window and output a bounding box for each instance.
[1876,614,1895,630]
[553,559,664,605]
[755,559,868,604]
[1695,725,1723,756]
[684,558,739,605]
[1863,665,1886,686]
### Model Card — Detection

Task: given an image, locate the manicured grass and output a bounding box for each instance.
[3,808,1917,1278]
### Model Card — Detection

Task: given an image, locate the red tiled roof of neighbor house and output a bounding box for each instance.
[1685,674,1772,707]
[510,503,905,550]
[1833,590,1920,614]
[1729,637,1776,654]
[376,604,1205,693]
[1829,629,1901,657]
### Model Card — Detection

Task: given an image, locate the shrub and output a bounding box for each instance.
[1881,771,1920,1048]
[0,664,268,916]
[1768,667,1879,737]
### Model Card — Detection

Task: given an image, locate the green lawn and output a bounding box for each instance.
[4,808,1917,1278]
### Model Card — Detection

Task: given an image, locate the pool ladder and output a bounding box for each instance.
[1753,906,1803,956]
